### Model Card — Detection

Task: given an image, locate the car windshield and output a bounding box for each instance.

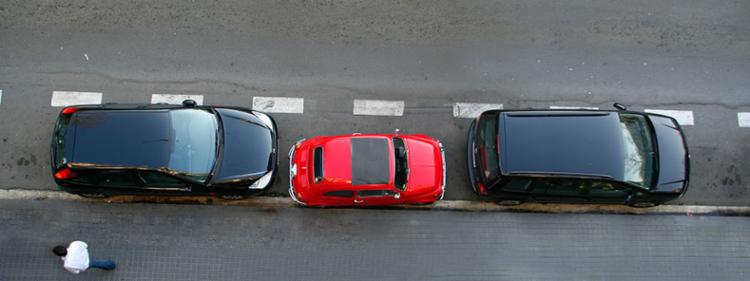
[167,109,218,182]
[393,137,408,190]
[618,113,656,188]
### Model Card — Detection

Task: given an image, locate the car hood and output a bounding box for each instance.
[213,108,275,182]
[404,138,442,193]
[649,115,689,193]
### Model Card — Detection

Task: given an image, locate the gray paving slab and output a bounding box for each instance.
[0,199,749,280]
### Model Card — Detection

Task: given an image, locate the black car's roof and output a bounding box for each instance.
[67,110,173,169]
[500,111,626,181]
[64,106,275,182]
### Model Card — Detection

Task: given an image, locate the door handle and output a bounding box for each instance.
[354,199,364,204]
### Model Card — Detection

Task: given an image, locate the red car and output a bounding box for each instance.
[288,133,446,207]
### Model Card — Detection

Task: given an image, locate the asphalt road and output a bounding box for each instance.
[1,199,748,280]
[0,0,749,205]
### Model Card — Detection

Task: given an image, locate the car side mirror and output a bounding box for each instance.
[182,99,197,107]
[613,103,628,111]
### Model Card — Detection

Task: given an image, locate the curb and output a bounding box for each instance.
[2,189,749,216]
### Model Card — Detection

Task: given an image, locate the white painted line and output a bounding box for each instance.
[151,94,204,105]
[252,97,304,114]
[644,109,694,126]
[453,102,503,118]
[51,91,102,107]
[0,89,3,105]
[738,113,750,127]
[353,99,404,116]
[549,106,599,110]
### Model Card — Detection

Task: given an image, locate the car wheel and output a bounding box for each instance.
[220,194,245,200]
[78,193,109,199]
[496,200,522,206]
[630,202,658,208]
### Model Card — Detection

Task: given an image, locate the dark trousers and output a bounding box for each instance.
[89,259,116,270]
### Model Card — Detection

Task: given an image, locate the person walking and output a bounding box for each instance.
[53,241,116,274]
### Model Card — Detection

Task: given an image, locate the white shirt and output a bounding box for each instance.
[62,241,90,274]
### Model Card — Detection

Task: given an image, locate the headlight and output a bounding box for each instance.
[254,112,275,131]
[248,172,273,189]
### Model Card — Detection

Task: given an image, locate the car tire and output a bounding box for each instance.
[630,202,658,208]
[78,192,109,199]
[220,194,245,200]
[496,200,522,206]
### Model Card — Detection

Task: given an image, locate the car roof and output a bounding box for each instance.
[500,111,626,180]
[67,109,173,169]
[315,135,392,188]
[351,137,390,185]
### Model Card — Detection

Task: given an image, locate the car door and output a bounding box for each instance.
[498,177,534,200]
[136,171,193,194]
[530,178,588,203]
[93,171,144,195]
[354,188,400,206]
[583,180,631,204]
[320,190,356,206]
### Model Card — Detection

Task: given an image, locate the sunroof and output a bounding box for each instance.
[351,138,390,186]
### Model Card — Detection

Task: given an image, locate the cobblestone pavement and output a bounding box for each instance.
[1,199,748,281]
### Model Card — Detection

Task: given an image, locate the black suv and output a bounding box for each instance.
[467,106,689,207]
[51,100,278,199]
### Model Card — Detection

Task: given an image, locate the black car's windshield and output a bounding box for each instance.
[393,137,408,190]
[618,113,656,188]
[477,112,501,183]
[167,109,218,182]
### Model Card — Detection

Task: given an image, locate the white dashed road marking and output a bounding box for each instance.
[51,91,102,107]
[644,109,695,126]
[151,94,204,105]
[252,97,304,114]
[453,103,503,118]
[738,113,750,127]
[353,99,404,116]
[549,106,599,110]
[0,89,3,105]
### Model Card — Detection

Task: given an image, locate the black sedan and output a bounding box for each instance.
[51,100,278,199]
[467,104,689,207]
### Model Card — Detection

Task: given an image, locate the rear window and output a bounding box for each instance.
[52,113,74,168]
[477,112,501,183]
[313,147,324,183]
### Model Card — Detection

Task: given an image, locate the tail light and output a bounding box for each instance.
[61,107,79,115]
[54,167,76,180]
[477,182,489,195]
